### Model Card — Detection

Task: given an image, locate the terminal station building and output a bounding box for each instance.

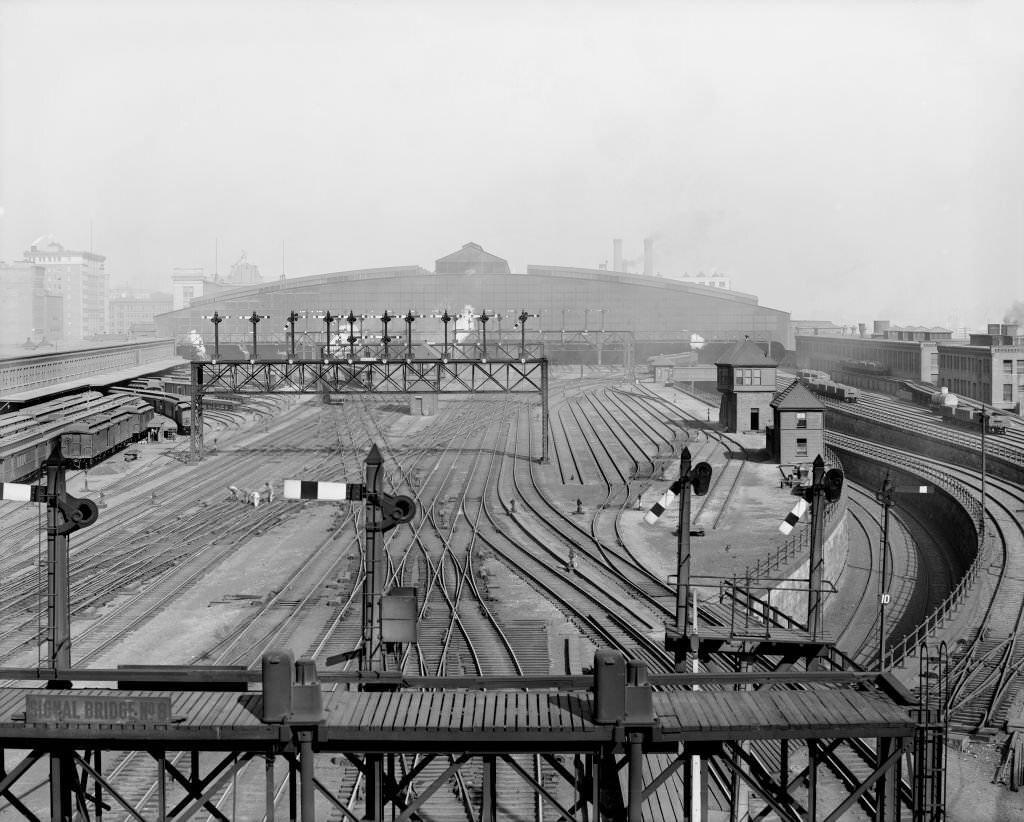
[155,242,794,362]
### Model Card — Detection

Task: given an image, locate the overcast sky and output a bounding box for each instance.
[1,0,1021,330]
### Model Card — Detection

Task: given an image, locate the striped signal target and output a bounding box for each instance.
[644,481,682,525]
[283,480,364,502]
[778,498,809,535]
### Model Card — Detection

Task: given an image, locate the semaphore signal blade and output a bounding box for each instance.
[643,480,682,525]
[0,483,32,502]
[283,480,363,501]
[778,497,809,535]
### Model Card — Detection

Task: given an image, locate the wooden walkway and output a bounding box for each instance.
[0,685,914,750]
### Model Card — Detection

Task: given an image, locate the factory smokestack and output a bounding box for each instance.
[643,237,654,276]
[613,239,623,272]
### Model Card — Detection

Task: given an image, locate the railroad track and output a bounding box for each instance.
[1,370,1007,819]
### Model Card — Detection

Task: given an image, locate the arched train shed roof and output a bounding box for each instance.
[156,263,793,349]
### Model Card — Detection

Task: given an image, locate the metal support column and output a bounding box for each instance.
[289,755,297,821]
[875,737,899,822]
[43,442,91,822]
[676,449,693,636]
[157,751,166,822]
[482,755,497,822]
[628,733,644,822]
[363,448,384,671]
[44,451,73,672]
[806,455,826,643]
[365,753,384,822]
[190,361,204,462]
[541,358,550,463]
[266,754,276,821]
[94,749,103,821]
[299,731,315,822]
[808,739,818,822]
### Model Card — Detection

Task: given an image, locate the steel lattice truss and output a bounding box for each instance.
[189,358,549,462]
[193,358,546,394]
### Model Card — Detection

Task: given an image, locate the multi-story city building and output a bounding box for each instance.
[937,324,1024,413]
[171,253,261,310]
[108,290,174,337]
[171,267,210,310]
[23,236,108,341]
[0,262,63,346]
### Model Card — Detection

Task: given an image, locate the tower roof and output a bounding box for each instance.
[435,242,510,275]
[715,338,777,367]
[771,380,824,410]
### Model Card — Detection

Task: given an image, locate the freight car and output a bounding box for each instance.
[804,378,859,403]
[0,394,156,482]
[109,387,192,434]
[796,369,831,383]
[939,404,1007,435]
[843,360,890,376]
[0,427,58,483]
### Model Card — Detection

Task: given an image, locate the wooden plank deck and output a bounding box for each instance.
[0,686,914,749]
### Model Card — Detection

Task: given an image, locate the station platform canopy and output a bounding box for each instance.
[0,357,188,405]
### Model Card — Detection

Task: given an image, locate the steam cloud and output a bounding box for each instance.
[1004,301,1024,325]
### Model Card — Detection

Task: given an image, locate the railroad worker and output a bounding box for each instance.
[509,498,516,513]
[151,491,157,504]
[264,482,274,503]
[575,498,583,515]
[251,490,261,508]
[229,485,240,501]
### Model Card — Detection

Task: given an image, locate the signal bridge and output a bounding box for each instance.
[189,356,549,461]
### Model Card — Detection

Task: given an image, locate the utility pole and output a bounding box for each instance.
[875,472,931,670]
[980,411,988,540]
